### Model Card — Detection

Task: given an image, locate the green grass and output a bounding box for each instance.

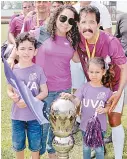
[1,24,127,158]
[1,24,8,44]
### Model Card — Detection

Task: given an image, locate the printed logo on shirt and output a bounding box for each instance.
[83,98,105,108]
[29,73,37,81]
[64,42,69,45]
[27,81,38,91]
[97,92,106,100]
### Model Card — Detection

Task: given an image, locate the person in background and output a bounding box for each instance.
[61,57,113,159]
[76,6,127,159]
[104,12,127,146]
[50,1,64,15]
[115,13,127,57]
[7,32,48,159]
[23,1,50,32]
[8,1,34,44]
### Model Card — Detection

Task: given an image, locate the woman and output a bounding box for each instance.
[35,5,80,159]
[8,5,80,159]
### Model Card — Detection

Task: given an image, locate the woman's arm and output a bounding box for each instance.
[72,51,80,63]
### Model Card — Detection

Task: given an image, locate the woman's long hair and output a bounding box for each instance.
[47,5,80,50]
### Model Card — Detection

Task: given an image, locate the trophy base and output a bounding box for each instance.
[57,152,69,159]
[53,136,74,159]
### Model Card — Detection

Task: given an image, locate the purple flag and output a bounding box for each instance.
[1,48,49,125]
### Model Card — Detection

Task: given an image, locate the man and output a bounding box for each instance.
[8,1,34,44]
[71,1,112,93]
[23,1,50,32]
[50,1,63,15]
[74,6,127,159]
[73,1,112,33]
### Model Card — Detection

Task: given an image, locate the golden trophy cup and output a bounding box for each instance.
[49,98,77,159]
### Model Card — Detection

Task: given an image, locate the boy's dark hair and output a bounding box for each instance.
[79,6,100,24]
[15,32,37,49]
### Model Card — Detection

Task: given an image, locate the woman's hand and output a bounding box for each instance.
[60,92,74,101]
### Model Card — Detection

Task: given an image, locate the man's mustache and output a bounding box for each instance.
[83,29,93,33]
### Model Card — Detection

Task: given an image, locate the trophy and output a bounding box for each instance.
[49,98,77,159]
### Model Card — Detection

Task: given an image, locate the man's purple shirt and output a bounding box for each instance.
[24,15,44,32]
[79,31,127,91]
[9,15,24,38]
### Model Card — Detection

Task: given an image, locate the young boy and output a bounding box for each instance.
[7,32,48,159]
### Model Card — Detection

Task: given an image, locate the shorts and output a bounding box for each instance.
[113,90,124,113]
[12,120,42,152]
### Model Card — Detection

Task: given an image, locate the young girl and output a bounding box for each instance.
[61,57,113,159]
[7,32,48,159]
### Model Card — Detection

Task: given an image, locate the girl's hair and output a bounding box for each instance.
[47,5,80,50]
[88,57,115,89]
[15,32,37,49]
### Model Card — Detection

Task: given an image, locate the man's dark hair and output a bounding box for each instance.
[52,1,64,5]
[79,5,100,24]
[15,32,37,49]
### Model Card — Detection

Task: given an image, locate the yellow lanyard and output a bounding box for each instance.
[85,31,100,59]
[36,12,39,27]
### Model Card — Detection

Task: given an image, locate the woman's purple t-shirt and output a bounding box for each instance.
[35,32,75,91]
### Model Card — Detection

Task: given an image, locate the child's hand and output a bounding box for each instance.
[96,107,107,114]
[60,92,74,101]
[16,99,27,108]
[8,92,20,103]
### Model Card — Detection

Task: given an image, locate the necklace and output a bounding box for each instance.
[85,31,100,59]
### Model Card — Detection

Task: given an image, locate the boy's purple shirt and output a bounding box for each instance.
[1,50,49,125]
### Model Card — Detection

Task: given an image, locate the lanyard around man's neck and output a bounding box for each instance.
[85,31,100,59]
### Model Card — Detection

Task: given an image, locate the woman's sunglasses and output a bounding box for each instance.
[59,15,75,26]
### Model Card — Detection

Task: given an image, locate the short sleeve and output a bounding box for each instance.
[74,84,86,100]
[9,17,17,34]
[108,38,127,65]
[36,44,46,68]
[107,89,113,101]
[38,67,47,85]
[24,19,31,32]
